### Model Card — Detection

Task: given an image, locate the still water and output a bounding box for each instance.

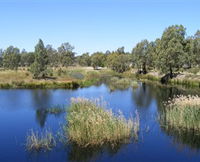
[1,83,200,162]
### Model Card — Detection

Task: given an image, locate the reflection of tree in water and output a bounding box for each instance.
[134,82,200,111]
[132,83,155,108]
[160,124,200,151]
[31,90,52,128]
[67,142,127,162]
[36,109,48,128]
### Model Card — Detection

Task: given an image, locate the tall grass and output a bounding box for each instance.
[26,129,56,152]
[160,95,200,130]
[64,97,139,147]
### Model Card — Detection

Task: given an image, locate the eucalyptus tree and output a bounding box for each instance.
[91,52,106,69]
[77,52,91,66]
[57,43,75,67]
[157,25,186,77]
[106,52,130,73]
[3,46,20,70]
[193,30,200,66]
[46,44,59,67]
[132,39,149,74]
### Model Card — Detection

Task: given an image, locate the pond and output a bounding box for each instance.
[1,83,200,162]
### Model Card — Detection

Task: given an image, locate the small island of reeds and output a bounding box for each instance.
[63,97,139,147]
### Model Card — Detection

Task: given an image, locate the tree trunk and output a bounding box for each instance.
[169,65,173,79]
[142,63,147,74]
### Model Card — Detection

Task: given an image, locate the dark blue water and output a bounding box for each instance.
[1,83,200,162]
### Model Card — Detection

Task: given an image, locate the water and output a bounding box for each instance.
[1,83,200,162]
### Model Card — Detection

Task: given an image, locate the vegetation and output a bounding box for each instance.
[30,39,49,79]
[63,97,139,147]
[26,129,56,152]
[107,77,138,91]
[0,25,200,86]
[160,95,200,130]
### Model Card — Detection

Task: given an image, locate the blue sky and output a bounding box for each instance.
[0,0,199,55]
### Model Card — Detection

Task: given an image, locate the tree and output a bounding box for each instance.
[3,46,20,70]
[30,39,48,79]
[193,30,200,66]
[183,37,195,68]
[132,40,149,74]
[46,44,59,67]
[91,52,106,69]
[77,53,91,66]
[0,49,3,67]
[106,52,130,73]
[58,43,75,67]
[157,25,186,77]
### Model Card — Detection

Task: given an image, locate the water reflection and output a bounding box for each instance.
[67,143,127,162]
[161,124,200,151]
[132,83,155,108]
[31,90,52,109]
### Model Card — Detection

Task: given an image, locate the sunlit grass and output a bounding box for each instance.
[63,97,139,147]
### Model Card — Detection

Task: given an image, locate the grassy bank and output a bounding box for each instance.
[63,97,139,147]
[137,72,200,88]
[0,67,118,89]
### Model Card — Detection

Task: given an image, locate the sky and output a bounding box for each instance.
[0,0,200,55]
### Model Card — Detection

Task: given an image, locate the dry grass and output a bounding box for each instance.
[26,129,56,152]
[64,97,139,147]
[160,95,200,130]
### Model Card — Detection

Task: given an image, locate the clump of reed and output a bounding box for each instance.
[64,97,139,147]
[26,129,56,152]
[160,95,200,130]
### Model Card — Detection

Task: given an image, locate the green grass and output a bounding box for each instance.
[63,97,139,147]
[26,129,56,152]
[160,95,200,130]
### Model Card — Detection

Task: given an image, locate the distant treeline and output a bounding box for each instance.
[0,24,199,78]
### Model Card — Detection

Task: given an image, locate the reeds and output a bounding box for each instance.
[64,97,139,147]
[160,95,200,130]
[26,129,56,152]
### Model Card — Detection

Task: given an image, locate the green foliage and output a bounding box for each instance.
[91,52,106,69]
[106,53,130,73]
[77,53,91,66]
[3,46,20,70]
[157,25,186,76]
[30,39,49,79]
[58,43,75,67]
[132,40,149,73]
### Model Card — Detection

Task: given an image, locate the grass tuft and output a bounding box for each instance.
[26,129,56,152]
[63,97,139,147]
